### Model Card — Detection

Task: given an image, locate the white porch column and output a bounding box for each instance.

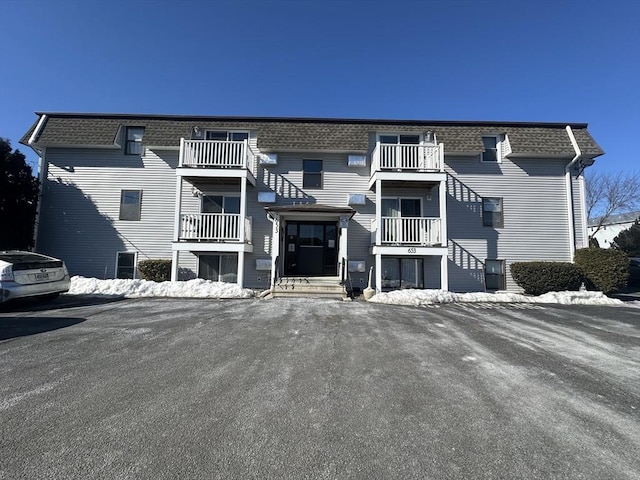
[173,176,183,242]
[439,177,448,290]
[171,176,183,282]
[375,178,382,245]
[375,178,382,292]
[438,179,447,248]
[375,253,382,293]
[237,251,245,287]
[239,176,247,243]
[339,215,349,275]
[440,254,448,291]
[270,213,280,289]
[171,250,179,282]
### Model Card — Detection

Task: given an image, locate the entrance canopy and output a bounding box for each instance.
[265,204,355,283]
[265,204,355,219]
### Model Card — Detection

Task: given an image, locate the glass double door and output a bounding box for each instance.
[284,222,338,276]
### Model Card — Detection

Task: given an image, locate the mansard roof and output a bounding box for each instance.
[20,112,604,158]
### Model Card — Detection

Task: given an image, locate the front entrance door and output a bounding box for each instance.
[284,222,338,276]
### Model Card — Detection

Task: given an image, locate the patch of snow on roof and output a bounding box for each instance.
[67,276,255,299]
[368,289,625,306]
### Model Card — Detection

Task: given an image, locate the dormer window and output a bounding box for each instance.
[481,136,499,162]
[125,127,145,155]
[379,134,420,145]
[205,131,249,142]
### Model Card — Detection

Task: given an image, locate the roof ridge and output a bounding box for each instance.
[32,111,590,128]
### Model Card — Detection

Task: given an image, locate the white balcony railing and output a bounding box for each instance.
[180,139,253,169]
[371,143,443,175]
[179,213,251,242]
[379,217,442,245]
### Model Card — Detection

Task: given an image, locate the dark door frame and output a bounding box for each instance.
[283,221,339,276]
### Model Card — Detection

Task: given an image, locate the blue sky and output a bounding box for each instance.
[1,0,638,174]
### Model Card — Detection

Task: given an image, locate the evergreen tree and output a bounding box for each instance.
[0,138,40,250]
[612,219,640,257]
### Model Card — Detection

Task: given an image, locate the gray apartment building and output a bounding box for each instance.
[20,113,603,296]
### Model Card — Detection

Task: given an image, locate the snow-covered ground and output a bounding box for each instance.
[368,289,632,306]
[68,276,255,299]
[66,276,638,307]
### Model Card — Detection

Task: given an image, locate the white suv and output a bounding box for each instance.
[0,251,71,303]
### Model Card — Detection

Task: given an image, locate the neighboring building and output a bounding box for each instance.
[20,113,603,295]
[588,212,640,248]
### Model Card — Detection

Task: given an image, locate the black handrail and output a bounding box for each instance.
[341,257,347,285]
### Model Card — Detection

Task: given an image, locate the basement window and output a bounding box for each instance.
[484,259,505,291]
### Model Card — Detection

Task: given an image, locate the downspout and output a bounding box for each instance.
[565,125,582,261]
[28,114,48,251]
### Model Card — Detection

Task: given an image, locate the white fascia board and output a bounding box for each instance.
[371,246,448,256]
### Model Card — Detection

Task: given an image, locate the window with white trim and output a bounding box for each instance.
[303,159,323,189]
[125,127,145,155]
[198,254,238,283]
[205,130,249,142]
[116,251,137,279]
[484,259,505,291]
[379,134,421,145]
[482,197,503,228]
[201,195,240,214]
[381,258,424,290]
[119,190,142,221]
[481,136,499,162]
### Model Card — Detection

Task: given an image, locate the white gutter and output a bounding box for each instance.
[28,115,48,251]
[28,114,47,148]
[565,125,582,260]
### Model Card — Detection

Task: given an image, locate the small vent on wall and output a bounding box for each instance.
[348,155,367,167]
[348,193,366,205]
[256,259,272,271]
[259,153,278,165]
[348,261,366,273]
[258,191,276,203]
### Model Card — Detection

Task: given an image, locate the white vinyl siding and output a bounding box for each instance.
[445,155,572,292]
[250,151,375,288]
[37,148,178,279]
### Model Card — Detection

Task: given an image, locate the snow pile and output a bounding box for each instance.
[368,289,626,306]
[67,276,255,299]
[65,276,633,306]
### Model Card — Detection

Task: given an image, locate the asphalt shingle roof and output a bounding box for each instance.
[20,113,604,158]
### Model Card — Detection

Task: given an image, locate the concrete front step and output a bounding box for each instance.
[267,276,349,300]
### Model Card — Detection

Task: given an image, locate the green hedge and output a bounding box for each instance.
[510,262,584,296]
[574,248,629,294]
[137,259,172,282]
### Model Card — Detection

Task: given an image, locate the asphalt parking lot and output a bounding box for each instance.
[1,297,639,479]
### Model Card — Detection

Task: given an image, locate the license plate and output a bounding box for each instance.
[35,272,50,281]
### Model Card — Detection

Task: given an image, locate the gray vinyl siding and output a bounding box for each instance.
[445,155,572,292]
[37,133,584,294]
[247,152,375,288]
[38,147,177,278]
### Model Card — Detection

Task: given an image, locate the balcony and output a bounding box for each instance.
[371,217,443,250]
[180,139,255,168]
[369,143,445,190]
[178,213,252,243]
[177,139,257,185]
[371,143,443,173]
